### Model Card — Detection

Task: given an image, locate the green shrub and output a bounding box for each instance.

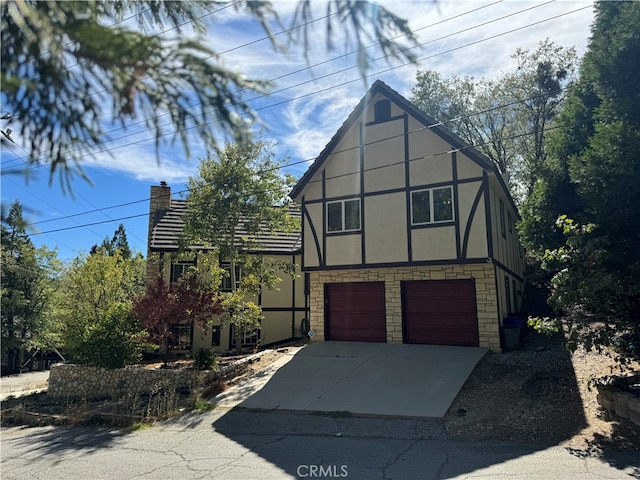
[192,347,218,371]
[66,304,149,369]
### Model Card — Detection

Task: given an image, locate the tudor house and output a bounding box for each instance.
[146,182,307,352]
[290,80,525,351]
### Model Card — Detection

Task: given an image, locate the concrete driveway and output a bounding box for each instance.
[213,342,486,418]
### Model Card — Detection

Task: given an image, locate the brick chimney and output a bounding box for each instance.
[146,181,172,283]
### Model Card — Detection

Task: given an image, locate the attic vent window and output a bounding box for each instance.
[374,100,391,122]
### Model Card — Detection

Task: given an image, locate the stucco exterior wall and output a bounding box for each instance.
[151,253,305,352]
[308,263,500,351]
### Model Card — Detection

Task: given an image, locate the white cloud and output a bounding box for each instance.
[83,143,196,183]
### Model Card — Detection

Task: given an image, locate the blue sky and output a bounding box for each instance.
[1,0,595,261]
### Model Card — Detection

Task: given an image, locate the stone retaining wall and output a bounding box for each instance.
[596,374,640,427]
[48,364,219,400]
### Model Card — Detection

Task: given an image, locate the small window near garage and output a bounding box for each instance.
[327,199,361,233]
[411,186,453,225]
[505,275,512,313]
[499,199,506,238]
[170,262,195,284]
[211,326,221,347]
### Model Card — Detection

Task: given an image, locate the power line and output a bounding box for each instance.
[2,121,148,243]
[25,79,572,229]
[3,1,580,173]
[2,0,541,169]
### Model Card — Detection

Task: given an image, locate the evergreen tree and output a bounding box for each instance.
[90,224,132,259]
[182,136,299,354]
[521,1,640,362]
[1,1,418,190]
[1,200,61,374]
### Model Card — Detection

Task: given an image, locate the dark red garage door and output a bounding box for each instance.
[325,282,386,342]
[403,280,479,346]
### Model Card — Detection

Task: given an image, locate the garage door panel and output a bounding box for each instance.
[326,282,386,342]
[403,280,479,346]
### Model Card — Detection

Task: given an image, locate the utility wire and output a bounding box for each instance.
[27,79,573,228]
[2,0,539,169]
[29,118,589,236]
[3,1,580,173]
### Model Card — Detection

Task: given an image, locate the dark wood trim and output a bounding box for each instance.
[325,230,362,237]
[359,121,366,266]
[301,257,494,272]
[452,151,462,259]
[309,193,362,203]
[301,198,306,271]
[322,170,327,267]
[410,220,456,230]
[461,183,485,259]
[301,176,484,206]
[404,113,413,263]
[302,201,323,268]
[291,254,296,338]
[483,171,494,259]
[363,114,405,127]
[492,258,525,283]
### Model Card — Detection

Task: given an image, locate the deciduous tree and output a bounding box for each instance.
[57,249,147,368]
[132,272,223,366]
[182,136,299,353]
[410,40,577,202]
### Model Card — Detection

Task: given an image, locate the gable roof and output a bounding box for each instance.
[149,198,302,254]
[290,80,516,212]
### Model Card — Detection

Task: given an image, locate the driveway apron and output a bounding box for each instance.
[213,342,487,417]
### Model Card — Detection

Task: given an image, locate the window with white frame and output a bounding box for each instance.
[221,262,242,291]
[411,186,454,225]
[327,199,361,232]
[230,325,260,347]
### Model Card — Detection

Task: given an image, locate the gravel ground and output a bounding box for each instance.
[443,330,640,451]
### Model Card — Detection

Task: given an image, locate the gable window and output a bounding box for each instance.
[374,99,391,122]
[508,212,513,234]
[221,262,242,291]
[499,199,506,238]
[327,199,360,232]
[170,261,194,284]
[411,186,453,225]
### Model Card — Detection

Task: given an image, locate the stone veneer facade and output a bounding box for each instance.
[308,263,500,351]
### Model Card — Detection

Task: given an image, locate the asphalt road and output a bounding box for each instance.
[1,409,638,480]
